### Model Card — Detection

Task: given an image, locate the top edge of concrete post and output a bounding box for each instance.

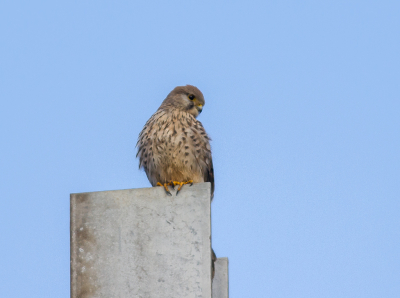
[71,182,212,298]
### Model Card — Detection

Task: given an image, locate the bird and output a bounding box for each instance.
[136,85,214,200]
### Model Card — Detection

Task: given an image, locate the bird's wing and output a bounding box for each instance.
[190,119,215,200]
[204,150,215,201]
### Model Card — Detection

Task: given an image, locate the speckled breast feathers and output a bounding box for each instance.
[136,85,214,199]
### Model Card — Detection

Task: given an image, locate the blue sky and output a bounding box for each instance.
[1,1,399,297]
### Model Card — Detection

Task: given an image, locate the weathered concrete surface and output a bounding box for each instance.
[71,183,212,298]
[212,258,229,298]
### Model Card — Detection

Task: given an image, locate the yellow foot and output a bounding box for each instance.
[174,180,194,196]
[157,182,172,196]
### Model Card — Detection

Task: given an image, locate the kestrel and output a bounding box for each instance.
[136,85,214,200]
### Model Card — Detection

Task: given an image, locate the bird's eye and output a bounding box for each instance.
[188,94,195,100]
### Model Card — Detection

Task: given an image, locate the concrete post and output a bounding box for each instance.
[70,182,228,298]
[212,258,229,298]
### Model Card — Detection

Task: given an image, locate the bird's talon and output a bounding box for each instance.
[157,180,193,196]
[176,184,183,196]
[158,182,173,196]
[169,181,175,189]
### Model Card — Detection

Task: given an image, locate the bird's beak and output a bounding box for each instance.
[196,104,203,114]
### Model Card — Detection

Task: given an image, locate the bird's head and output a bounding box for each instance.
[161,85,205,118]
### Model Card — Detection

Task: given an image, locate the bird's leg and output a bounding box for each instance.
[169,181,181,189]
[176,180,194,196]
[157,182,172,196]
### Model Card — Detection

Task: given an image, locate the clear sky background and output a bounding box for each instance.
[1,1,399,297]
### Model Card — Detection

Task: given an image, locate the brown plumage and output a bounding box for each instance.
[136,85,215,200]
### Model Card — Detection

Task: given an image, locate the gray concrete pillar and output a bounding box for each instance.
[70,182,228,298]
[212,258,229,298]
